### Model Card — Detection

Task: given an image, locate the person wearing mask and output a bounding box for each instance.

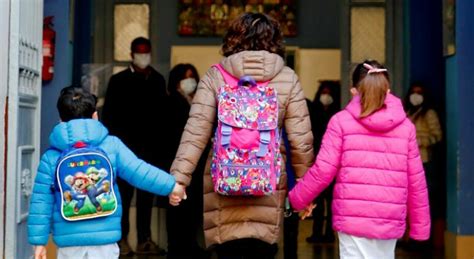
[306,81,340,244]
[168,13,314,258]
[404,82,442,246]
[165,64,209,258]
[289,60,430,259]
[404,82,442,171]
[102,37,168,256]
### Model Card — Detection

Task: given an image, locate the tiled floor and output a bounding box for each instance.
[120,219,443,259]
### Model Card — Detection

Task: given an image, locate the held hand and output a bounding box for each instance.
[169,183,187,206]
[34,246,47,259]
[298,203,317,220]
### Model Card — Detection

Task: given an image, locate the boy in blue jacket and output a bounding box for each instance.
[28,86,180,259]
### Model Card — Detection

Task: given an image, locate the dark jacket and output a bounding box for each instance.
[164,92,191,170]
[102,66,168,167]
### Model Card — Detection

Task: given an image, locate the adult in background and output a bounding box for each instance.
[306,80,340,244]
[102,37,168,256]
[404,82,442,247]
[165,63,210,258]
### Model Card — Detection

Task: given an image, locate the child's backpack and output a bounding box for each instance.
[210,64,282,196]
[55,141,117,221]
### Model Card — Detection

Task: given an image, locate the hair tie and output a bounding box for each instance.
[251,18,261,27]
[363,63,387,74]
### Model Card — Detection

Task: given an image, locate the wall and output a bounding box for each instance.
[155,0,341,73]
[72,0,92,84]
[407,0,447,225]
[445,0,474,257]
[41,0,74,153]
[408,0,445,101]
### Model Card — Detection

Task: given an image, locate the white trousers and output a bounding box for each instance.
[338,232,397,259]
[57,243,119,259]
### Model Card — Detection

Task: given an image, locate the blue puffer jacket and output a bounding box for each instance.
[27,119,176,247]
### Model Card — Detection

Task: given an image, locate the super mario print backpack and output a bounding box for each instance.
[55,141,117,221]
[210,64,282,196]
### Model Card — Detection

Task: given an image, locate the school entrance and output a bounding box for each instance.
[1,0,473,258]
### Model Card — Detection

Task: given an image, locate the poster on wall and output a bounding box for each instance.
[178,0,297,37]
[443,0,455,56]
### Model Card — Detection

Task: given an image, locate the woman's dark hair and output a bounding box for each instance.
[57,86,97,122]
[167,63,200,95]
[352,60,390,118]
[221,12,285,58]
[404,82,432,119]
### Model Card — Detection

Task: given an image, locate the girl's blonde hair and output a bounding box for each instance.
[352,60,390,118]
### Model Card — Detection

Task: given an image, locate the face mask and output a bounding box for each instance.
[133,53,151,69]
[319,94,334,106]
[180,78,197,95]
[409,93,424,106]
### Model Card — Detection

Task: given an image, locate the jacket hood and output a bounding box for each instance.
[220,50,285,81]
[49,119,109,151]
[345,94,407,132]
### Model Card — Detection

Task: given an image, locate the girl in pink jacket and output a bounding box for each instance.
[289,60,430,258]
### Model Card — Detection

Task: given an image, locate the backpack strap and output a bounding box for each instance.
[214,64,271,87]
[213,64,239,86]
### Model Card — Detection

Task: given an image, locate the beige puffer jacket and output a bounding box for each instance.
[170,50,314,247]
[408,109,442,163]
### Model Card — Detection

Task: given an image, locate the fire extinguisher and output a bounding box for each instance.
[42,16,55,81]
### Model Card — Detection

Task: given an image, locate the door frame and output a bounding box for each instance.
[0,0,10,256]
[340,0,406,105]
[5,0,22,256]
[4,0,43,258]
[93,0,158,65]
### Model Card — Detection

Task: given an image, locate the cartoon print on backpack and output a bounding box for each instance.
[63,167,111,213]
[57,142,117,221]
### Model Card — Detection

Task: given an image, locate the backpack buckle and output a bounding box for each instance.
[221,124,232,146]
[257,131,271,157]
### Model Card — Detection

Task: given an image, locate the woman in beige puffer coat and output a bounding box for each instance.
[170,13,314,257]
[404,83,442,164]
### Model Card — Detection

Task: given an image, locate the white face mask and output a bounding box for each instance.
[319,94,334,106]
[133,53,151,69]
[180,78,197,95]
[410,93,424,106]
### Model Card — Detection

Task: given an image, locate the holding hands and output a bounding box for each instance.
[298,203,317,220]
[34,246,46,259]
[169,183,187,206]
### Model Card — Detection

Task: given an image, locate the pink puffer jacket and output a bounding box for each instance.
[289,94,430,240]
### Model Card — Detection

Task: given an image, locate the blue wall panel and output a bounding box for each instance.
[456,0,474,235]
[445,55,458,233]
[41,0,73,153]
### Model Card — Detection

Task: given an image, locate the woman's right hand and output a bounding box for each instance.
[34,245,46,259]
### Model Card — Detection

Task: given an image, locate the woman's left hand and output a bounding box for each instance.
[299,203,317,220]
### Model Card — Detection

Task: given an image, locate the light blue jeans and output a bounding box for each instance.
[57,243,119,259]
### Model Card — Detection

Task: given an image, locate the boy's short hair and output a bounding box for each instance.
[57,86,97,122]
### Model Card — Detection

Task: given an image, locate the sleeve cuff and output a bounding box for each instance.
[171,171,191,186]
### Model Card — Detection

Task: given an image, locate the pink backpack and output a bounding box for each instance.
[211,64,282,196]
